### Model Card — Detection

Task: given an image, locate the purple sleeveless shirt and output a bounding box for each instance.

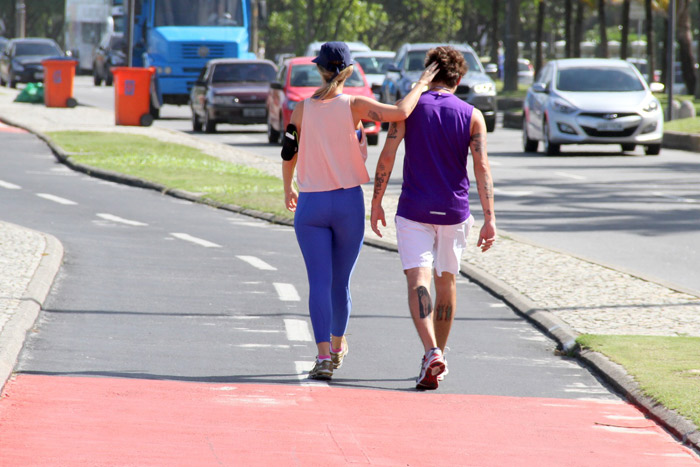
[397,90,473,225]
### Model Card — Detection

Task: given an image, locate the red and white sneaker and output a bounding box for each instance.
[416,348,445,390]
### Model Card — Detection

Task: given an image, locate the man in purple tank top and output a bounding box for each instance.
[371,46,497,390]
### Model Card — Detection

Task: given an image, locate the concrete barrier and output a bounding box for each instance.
[663,131,700,153]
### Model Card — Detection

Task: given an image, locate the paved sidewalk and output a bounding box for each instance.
[0,89,698,449]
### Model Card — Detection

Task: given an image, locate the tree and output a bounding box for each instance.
[676,0,695,94]
[535,0,545,77]
[645,0,655,83]
[573,0,586,57]
[620,0,630,60]
[597,0,608,58]
[503,0,520,91]
[564,0,573,58]
[490,0,500,67]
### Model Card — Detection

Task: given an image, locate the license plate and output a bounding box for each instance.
[243,108,266,117]
[597,121,623,131]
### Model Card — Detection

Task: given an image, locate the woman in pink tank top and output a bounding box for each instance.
[282,41,438,381]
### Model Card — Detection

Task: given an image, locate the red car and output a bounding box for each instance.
[266,56,380,146]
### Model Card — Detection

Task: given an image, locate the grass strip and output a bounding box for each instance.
[577,334,700,427]
[47,131,292,220]
[664,117,700,134]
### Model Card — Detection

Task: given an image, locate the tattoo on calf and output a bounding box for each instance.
[435,304,453,321]
[417,286,432,319]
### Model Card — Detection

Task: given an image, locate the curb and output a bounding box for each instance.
[0,224,63,393]
[663,131,700,152]
[3,116,698,454]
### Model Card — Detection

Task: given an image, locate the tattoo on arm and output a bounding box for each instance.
[417,286,433,319]
[482,173,494,199]
[373,170,389,199]
[435,304,453,321]
[368,110,383,121]
[387,122,398,139]
[471,132,484,156]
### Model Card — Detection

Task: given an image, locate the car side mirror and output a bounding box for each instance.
[387,64,401,73]
[532,82,548,93]
[270,82,283,90]
[649,82,665,93]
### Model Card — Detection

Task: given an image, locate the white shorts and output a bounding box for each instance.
[395,215,474,277]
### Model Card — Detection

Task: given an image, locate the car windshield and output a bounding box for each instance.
[14,42,61,57]
[354,56,394,74]
[109,36,125,50]
[212,63,276,83]
[557,67,645,92]
[154,0,244,27]
[406,50,482,73]
[289,64,365,87]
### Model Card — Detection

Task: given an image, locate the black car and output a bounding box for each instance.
[92,32,125,86]
[190,59,277,133]
[0,38,63,88]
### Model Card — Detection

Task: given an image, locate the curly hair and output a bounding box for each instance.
[424,46,468,88]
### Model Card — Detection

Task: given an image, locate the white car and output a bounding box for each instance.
[303,41,371,58]
[522,58,663,156]
[351,50,395,100]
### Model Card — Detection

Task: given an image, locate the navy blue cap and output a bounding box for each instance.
[311,41,354,76]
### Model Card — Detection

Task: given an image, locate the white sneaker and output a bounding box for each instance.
[416,348,445,390]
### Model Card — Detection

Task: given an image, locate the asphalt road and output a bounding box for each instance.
[2,97,699,464]
[72,76,700,294]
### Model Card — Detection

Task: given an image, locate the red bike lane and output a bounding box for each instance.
[1,374,698,466]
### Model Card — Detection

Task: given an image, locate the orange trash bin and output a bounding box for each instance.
[112,67,155,126]
[42,59,78,108]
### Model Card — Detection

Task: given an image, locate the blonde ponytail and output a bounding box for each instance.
[313,65,354,100]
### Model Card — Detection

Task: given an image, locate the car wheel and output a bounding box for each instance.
[203,108,216,133]
[192,111,203,132]
[645,144,661,156]
[543,119,560,156]
[93,68,102,86]
[105,74,113,86]
[485,116,496,133]
[0,76,5,86]
[367,133,379,146]
[267,117,280,144]
[8,74,16,89]
[621,144,636,152]
[522,119,538,152]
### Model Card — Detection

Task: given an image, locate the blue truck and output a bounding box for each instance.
[128,0,257,117]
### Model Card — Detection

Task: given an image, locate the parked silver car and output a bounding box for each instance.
[522,58,663,156]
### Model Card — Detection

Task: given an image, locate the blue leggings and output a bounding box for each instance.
[294,186,365,344]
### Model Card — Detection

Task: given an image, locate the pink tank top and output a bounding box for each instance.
[297,94,369,192]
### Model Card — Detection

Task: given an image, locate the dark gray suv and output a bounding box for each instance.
[380,43,497,132]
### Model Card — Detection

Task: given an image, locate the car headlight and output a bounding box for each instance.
[472,82,495,94]
[552,99,577,114]
[643,99,659,113]
[286,100,298,110]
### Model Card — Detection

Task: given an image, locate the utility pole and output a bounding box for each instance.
[15,0,26,38]
[667,0,675,121]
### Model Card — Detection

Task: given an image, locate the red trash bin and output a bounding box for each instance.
[112,67,156,126]
[41,59,78,108]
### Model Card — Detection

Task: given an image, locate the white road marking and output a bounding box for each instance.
[170,232,221,248]
[274,282,301,302]
[295,361,329,387]
[96,213,148,226]
[0,180,21,190]
[36,193,77,205]
[555,171,587,180]
[592,425,656,435]
[493,188,533,197]
[236,255,277,271]
[284,319,313,342]
[236,344,290,349]
[651,191,695,204]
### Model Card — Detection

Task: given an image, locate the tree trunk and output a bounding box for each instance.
[504,0,520,91]
[597,0,608,58]
[696,4,700,98]
[620,0,630,60]
[676,0,695,95]
[564,0,572,58]
[535,0,545,77]
[645,0,655,83]
[573,0,585,57]
[490,0,500,71]
[661,15,669,87]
